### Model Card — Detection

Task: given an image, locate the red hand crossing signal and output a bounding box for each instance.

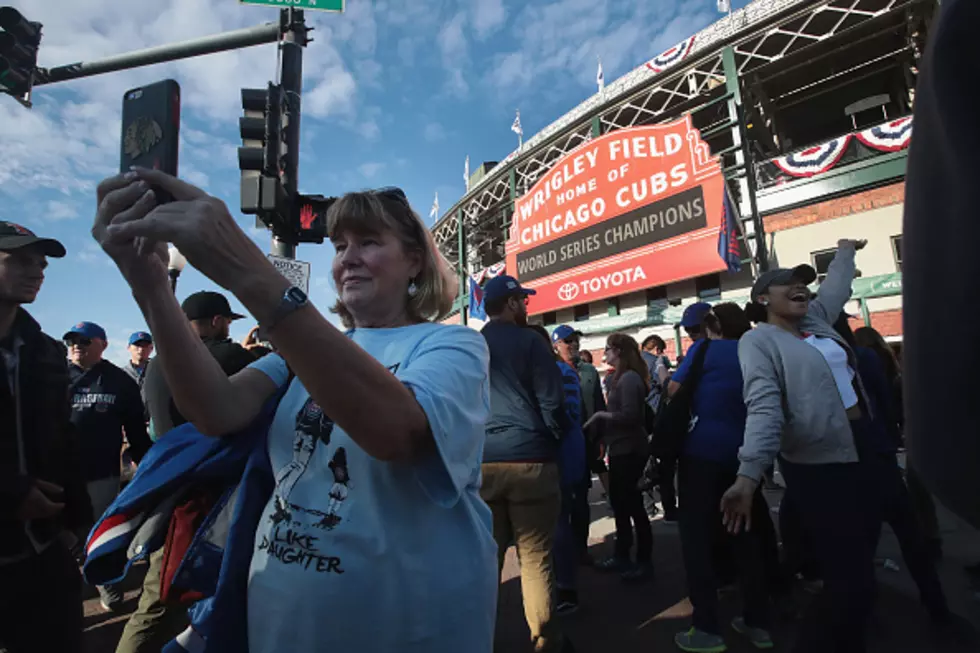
[293,194,334,244]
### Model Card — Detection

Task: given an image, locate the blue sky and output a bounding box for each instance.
[0,0,743,364]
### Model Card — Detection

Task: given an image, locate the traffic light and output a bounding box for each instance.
[0,7,42,108]
[294,194,335,244]
[238,84,286,230]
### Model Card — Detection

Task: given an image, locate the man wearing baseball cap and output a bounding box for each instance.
[679,301,713,340]
[117,290,255,653]
[0,222,92,653]
[479,275,573,651]
[64,321,150,611]
[123,331,154,388]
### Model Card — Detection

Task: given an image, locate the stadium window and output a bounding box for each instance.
[607,297,620,317]
[695,274,721,301]
[574,304,589,322]
[646,287,667,305]
[891,235,902,272]
[543,311,557,326]
[811,248,836,283]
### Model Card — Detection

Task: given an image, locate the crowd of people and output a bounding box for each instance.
[0,196,959,653]
[1,4,978,649]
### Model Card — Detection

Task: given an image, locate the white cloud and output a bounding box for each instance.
[423,122,447,142]
[472,0,508,39]
[438,12,469,97]
[45,200,80,221]
[357,162,385,179]
[75,241,103,265]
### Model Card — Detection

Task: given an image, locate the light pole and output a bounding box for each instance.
[167,244,186,293]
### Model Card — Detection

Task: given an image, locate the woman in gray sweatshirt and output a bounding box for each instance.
[720,239,878,653]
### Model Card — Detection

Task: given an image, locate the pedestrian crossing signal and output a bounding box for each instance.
[294,194,334,244]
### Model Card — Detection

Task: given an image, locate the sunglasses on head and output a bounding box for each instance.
[65,337,92,347]
[373,187,409,205]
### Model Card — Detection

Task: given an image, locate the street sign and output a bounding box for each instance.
[267,253,311,295]
[239,0,345,12]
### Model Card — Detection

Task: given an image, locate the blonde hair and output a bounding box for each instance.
[326,190,457,328]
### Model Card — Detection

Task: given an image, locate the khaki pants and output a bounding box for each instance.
[115,549,189,653]
[481,462,563,653]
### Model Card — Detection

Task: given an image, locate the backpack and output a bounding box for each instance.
[650,340,711,460]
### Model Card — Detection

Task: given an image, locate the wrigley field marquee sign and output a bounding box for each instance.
[506,116,730,314]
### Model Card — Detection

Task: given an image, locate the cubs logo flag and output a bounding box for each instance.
[468,276,487,320]
[717,189,741,273]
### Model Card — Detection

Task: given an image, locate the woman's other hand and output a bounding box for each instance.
[99,168,275,295]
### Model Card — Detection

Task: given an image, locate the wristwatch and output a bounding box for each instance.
[262,286,310,334]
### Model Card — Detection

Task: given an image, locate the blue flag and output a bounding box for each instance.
[717,189,742,273]
[468,276,487,320]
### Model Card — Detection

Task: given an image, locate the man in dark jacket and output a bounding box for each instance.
[0,222,91,653]
[479,275,571,653]
[64,320,150,610]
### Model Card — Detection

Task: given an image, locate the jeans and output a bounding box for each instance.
[780,458,879,653]
[868,453,949,618]
[608,453,653,564]
[0,542,83,653]
[554,481,589,591]
[678,457,771,635]
[481,462,563,653]
[657,456,678,514]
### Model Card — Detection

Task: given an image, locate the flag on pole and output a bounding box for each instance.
[468,276,487,320]
[717,189,742,273]
[717,0,731,13]
[429,192,439,220]
[596,58,604,93]
[464,155,470,191]
[511,110,523,136]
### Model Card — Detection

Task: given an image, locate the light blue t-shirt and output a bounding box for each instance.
[245,323,498,653]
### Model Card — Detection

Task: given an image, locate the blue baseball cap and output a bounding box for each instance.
[679,302,712,329]
[483,275,536,303]
[63,321,107,341]
[551,325,582,344]
[128,331,153,346]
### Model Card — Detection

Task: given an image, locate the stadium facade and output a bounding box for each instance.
[430,0,926,365]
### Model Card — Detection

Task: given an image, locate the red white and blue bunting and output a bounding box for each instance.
[855,116,913,152]
[772,135,852,178]
[644,36,696,74]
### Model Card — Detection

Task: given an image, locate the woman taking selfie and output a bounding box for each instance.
[91,169,496,653]
[721,239,877,653]
[585,333,653,582]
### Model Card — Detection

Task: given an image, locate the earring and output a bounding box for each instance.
[761,299,769,306]
[407,279,419,298]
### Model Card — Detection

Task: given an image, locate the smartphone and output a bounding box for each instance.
[120,79,181,201]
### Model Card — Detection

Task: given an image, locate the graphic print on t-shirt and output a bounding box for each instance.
[269,396,336,526]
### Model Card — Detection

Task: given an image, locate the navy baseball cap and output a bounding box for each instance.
[680,302,712,329]
[483,275,536,303]
[552,325,582,344]
[63,321,107,341]
[129,331,153,346]
[181,291,246,321]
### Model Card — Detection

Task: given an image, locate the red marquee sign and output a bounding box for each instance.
[506,117,729,315]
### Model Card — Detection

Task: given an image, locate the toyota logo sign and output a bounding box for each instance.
[557,282,579,302]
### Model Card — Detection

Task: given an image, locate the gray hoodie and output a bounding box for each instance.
[737,244,871,481]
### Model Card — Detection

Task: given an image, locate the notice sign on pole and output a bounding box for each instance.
[240,0,345,13]
[267,254,311,295]
[506,115,728,315]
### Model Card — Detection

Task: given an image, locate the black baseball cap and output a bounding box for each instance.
[0,221,66,258]
[750,264,817,302]
[181,291,245,321]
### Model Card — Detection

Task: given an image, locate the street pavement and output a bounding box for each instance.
[80,485,980,653]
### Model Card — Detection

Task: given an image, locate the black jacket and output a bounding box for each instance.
[169,337,256,428]
[69,359,151,482]
[0,309,92,560]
